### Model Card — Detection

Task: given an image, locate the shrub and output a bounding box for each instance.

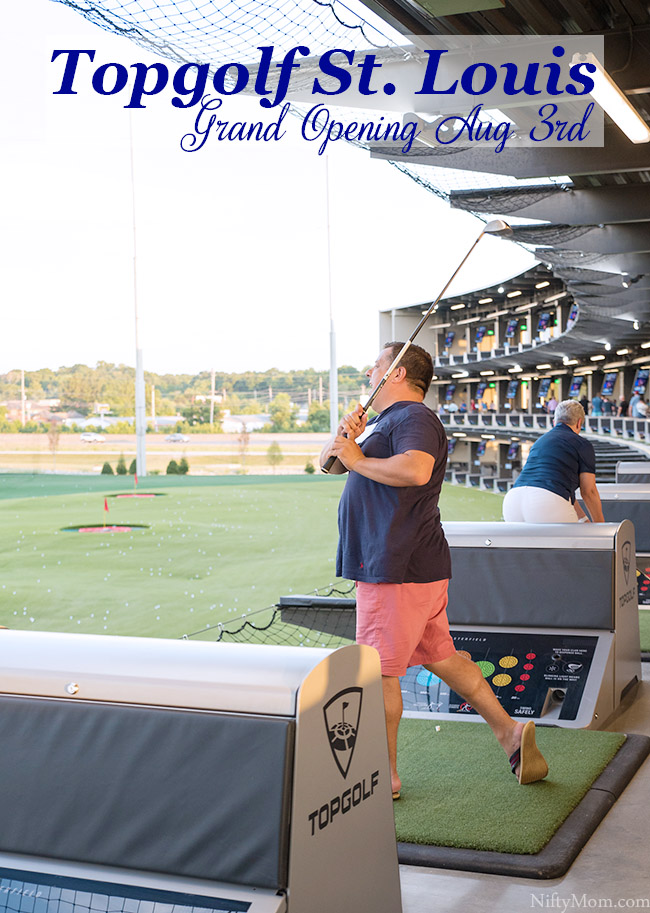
[304,461,316,474]
[178,457,189,475]
[128,459,137,475]
[166,459,180,474]
[267,441,284,472]
[116,454,128,475]
[101,462,114,475]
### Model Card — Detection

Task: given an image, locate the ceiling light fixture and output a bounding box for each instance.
[450,303,466,310]
[572,52,650,144]
[506,290,522,298]
[478,297,493,304]
[456,316,483,326]
[535,281,550,289]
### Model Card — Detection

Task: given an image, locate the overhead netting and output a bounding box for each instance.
[52,0,568,219]
[55,0,399,63]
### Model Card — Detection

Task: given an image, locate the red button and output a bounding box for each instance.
[520,673,530,681]
[526,653,536,660]
[523,663,534,670]
[515,684,525,692]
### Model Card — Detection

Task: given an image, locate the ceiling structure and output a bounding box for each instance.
[360,0,650,380]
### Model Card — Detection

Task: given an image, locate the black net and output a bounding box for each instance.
[540,249,610,268]
[54,0,397,63]
[555,267,619,283]
[0,872,248,913]
[512,224,595,245]
[183,581,357,648]
[449,184,563,214]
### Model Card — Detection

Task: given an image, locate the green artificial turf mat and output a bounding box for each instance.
[640,610,650,653]
[393,719,626,855]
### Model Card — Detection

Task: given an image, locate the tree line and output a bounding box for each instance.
[0,362,369,433]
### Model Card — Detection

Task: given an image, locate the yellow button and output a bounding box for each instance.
[492,674,512,687]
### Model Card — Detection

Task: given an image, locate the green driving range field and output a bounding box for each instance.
[0,473,504,641]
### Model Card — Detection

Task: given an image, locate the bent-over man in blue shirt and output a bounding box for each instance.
[503,400,604,523]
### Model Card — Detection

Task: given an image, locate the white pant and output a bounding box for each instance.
[503,485,578,523]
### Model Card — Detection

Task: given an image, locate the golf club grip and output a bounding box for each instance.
[322,452,342,474]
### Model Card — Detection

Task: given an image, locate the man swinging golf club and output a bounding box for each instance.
[320,342,549,798]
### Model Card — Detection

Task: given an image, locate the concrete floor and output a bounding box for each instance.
[400,662,650,913]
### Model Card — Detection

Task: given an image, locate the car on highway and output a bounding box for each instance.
[165,433,190,443]
[80,432,106,443]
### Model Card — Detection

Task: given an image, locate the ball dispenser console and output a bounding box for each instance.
[0,634,402,913]
[279,521,641,731]
[401,520,641,729]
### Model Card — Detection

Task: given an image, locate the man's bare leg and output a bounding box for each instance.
[425,653,528,770]
[382,675,403,796]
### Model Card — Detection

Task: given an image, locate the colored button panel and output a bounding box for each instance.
[499,655,518,669]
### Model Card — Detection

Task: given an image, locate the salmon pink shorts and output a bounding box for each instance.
[355,579,456,676]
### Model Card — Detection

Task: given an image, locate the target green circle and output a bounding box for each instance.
[476,660,495,678]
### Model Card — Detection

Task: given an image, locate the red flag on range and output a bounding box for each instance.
[104,497,109,513]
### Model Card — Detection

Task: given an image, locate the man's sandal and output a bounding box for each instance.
[509,721,549,785]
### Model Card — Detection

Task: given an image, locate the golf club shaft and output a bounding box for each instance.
[322,225,491,474]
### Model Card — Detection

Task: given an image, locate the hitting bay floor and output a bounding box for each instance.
[400,662,650,913]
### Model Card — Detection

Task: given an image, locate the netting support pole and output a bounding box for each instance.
[130,112,147,477]
[325,157,338,435]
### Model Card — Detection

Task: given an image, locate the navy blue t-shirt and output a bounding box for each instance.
[336,401,451,584]
[513,421,596,503]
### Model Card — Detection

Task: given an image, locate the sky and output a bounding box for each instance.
[0,0,537,375]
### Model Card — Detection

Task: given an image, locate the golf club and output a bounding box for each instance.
[322,219,513,473]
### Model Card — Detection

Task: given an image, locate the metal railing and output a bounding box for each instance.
[439,412,650,442]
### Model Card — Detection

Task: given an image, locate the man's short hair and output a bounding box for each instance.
[383,342,434,396]
[554,399,585,427]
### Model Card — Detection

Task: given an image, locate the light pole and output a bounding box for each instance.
[130,113,146,477]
